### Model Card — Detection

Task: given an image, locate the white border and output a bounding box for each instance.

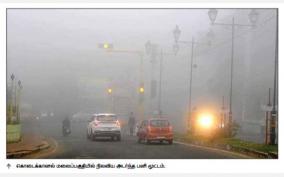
[0,2,282,174]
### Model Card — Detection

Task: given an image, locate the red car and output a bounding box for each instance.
[137,119,173,144]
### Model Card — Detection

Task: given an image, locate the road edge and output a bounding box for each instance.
[174,141,253,159]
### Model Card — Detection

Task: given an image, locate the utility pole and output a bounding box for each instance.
[208,9,258,137]
[158,49,163,118]
[265,88,271,144]
[270,9,278,145]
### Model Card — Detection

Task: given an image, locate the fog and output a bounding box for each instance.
[7,9,277,142]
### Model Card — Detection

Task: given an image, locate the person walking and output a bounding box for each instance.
[128,112,136,136]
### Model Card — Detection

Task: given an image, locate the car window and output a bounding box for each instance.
[150,120,169,127]
[141,120,147,127]
[96,115,117,122]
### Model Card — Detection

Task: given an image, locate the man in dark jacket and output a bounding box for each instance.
[128,112,136,136]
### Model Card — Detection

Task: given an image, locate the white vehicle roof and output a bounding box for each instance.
[93,113,116,117]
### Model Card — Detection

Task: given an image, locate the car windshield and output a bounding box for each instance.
[96,115,117,122]
[150,120,169,127]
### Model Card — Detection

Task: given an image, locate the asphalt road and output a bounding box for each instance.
[33,119,247,159]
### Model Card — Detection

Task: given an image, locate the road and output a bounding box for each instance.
[26,118,247,159]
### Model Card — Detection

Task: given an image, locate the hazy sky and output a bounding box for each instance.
[7,9,277,136]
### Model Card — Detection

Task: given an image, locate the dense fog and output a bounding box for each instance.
[7,9,277,143]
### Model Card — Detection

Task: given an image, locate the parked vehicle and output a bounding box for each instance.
[136,118,173,144]
[87,113,121,141]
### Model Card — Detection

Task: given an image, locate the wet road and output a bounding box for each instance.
[32,119,247,159]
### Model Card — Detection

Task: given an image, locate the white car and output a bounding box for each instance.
[87,113,121,141]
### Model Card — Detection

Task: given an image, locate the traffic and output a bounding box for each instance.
[62,110,220,145]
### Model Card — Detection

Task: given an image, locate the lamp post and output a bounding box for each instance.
[173,25,209,133]
[270,9,278,145]
[145,41,164,118]
[107,87,115,112]
[8,74,15,123]
[17,80,23,123]
[145,41,175,118]
[208,9,258,137]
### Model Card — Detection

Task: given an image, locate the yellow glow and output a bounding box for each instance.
[107,88,112,94]
[139,87,144,93]
[198,114,214,128]
[103,43,109,49]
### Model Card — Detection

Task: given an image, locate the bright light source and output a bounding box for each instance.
[139,87,144,93]
[198,114,214,128]
[103,43,109,49]
[107,88,112,94]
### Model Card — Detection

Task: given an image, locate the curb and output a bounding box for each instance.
[7,140,50,158]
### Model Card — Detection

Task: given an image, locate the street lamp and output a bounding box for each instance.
[8,74,15,123]
[248,9,259,26]
[98,44,145,120]
[173,43,179,56]
[17,80,23,123]
[107,88,112,94]
[145,41,163,118]
[208,9,218,24]
[270,9,278,145]
[173,25,210,133]
[173,25,181,43]
[106,86,114,112]
[208,8,258,137]
[145,40,152,55]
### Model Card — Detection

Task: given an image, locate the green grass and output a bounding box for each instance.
[217,138,278,153]
[7,124,21,143]
[174,132,278,154]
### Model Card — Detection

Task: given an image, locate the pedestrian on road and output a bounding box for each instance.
[128,112,136,136]
[62,116,71,136]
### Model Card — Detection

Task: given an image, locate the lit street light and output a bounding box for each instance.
[107,88,112,94]
[99,44,145,120]
[208,8,258,137]
[139,86,144,93]
[98,43,114,50]
[173,25,209,133]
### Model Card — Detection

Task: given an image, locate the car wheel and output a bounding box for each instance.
[92,134,96,141]
[146,139,151,145]
[117,135,121,141]
[87,130,91,139]
[168,140,173,145]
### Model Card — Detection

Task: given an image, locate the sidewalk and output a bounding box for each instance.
[7,133,50,158]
